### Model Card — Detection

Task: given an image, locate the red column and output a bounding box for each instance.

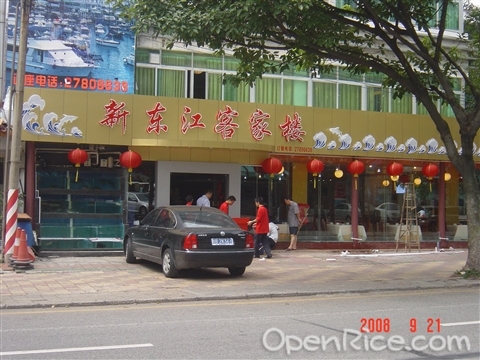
[438,163,447,247]
[351,175,359,247]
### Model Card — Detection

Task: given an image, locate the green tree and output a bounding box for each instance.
[113,0,480,272]
[464,2,480,110]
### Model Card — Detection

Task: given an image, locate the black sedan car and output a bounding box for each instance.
[124,206,255,278]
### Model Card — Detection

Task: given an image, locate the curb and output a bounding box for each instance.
[2,282,478,310]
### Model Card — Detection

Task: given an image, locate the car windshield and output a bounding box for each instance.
[135,193,149,202]
[178,211,238,229]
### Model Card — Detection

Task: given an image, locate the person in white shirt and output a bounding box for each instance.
[267,222,279,250]
[196,189,213,207]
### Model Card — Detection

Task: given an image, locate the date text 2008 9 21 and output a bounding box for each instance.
[276,145,313,154]
[13,74,129,93]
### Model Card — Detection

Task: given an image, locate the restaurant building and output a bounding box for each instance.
[4,0,475,251]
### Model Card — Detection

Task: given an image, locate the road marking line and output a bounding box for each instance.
[442,320,480,327]
[0,343,153,356]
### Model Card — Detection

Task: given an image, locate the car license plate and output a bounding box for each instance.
[211,238,234,245]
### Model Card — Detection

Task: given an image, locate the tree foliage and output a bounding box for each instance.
[464,2,480,110]
[112,0,480,271]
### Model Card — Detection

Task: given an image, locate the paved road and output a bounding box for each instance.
[1,249,479,309]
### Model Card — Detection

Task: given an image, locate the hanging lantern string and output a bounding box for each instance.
[128,167,133,185]
[75,164,80,182]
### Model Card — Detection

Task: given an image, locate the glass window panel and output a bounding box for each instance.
[320,68,338,80]
[338,84,361,110]
[224,80,250,102]
[193,54,223,70]
[391,93,412,114]
[161,50,192,67]
[338,68,362,82]
[255,77,281,104]
[416,102,429,115]
[282,66,309,77]
[441,98,458,117]
[283,79,307,106]
[157,69,185,97]
[446,2,459,30]
[450,78,461,91]
[367,86,388,112]
[208,73,222,100]
[224,57,240,71]
[135,48,153,64]
[134,67,155,95]
[313,82,336,108]
[365,71,385,84]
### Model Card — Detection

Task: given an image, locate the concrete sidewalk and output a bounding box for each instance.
[1,250,479,309]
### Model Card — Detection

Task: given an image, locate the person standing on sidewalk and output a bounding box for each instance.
[247,197,272,259]
[219,195,236,215]
[196,189,213,207]
[284,197,301,250]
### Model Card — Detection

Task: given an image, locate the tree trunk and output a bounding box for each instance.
[461,165,480,272]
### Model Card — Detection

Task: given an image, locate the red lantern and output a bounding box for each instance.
[120,150,142,184]
[262,157,283,190]
[422,163,439,192]
[347,160,364,190]
[386,162,403,177]
[262,157,283,175]
[422,163,439,179]
[347,160,365,177]
[306,159,324,188]
[386,162,403,190]
[68,148,88,182]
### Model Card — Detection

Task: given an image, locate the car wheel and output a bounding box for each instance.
[138,206,148,217]
[125,237,136,264]
[228,267,246,277]
[162,248,179,278]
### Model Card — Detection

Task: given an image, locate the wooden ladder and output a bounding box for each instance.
[396,182,420,252]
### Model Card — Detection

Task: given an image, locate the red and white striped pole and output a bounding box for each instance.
[4,189,19,254]
[2,0,32,259]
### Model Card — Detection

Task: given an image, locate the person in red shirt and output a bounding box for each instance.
[219,195,236,214]
[247,197,272,259]
[185,195,193,206]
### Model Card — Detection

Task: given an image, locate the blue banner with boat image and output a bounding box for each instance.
[5,0,135,94]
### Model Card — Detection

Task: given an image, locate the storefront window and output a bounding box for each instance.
[157,69,186,97]
[283,79,308,106]
[255,77,281,104]
[338,84,361,110]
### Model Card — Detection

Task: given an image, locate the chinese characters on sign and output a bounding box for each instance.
[146,102,168,134]
[99,99,130,134]
[249,109,272,141]
[214,105,239,139]
[96,99,307,150]
[13,74,129,92]
[181,106,206,134]
[279,112,306,142]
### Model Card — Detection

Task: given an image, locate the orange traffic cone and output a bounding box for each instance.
[8,228,22,267]
[12,229,34,270]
